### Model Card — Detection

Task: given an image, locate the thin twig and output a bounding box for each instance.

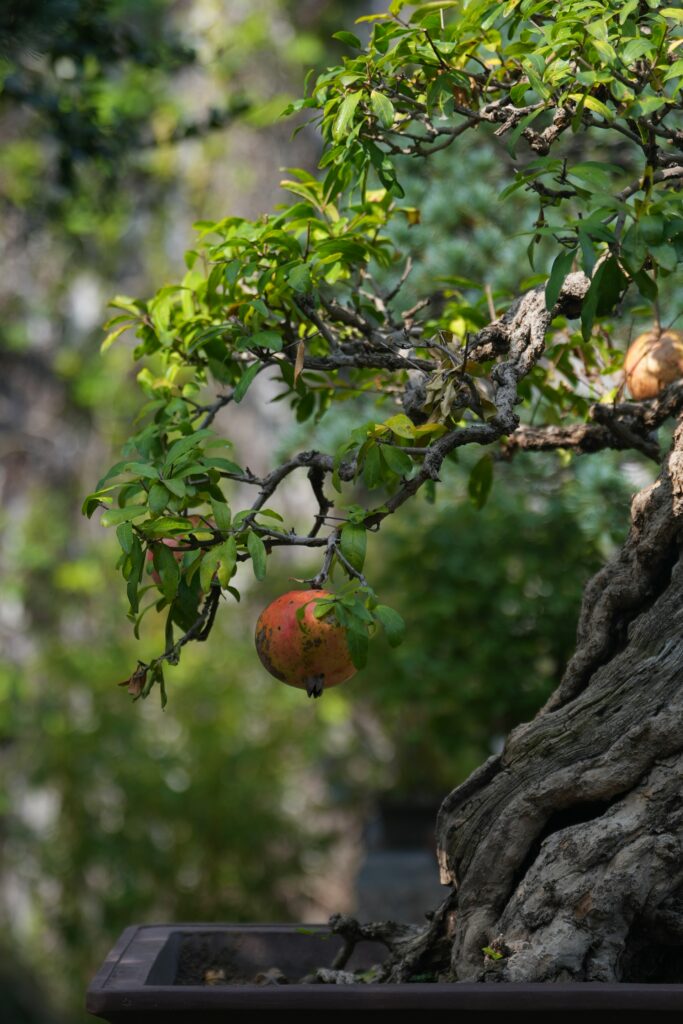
[485,284,496,323]
[199,390,235,428]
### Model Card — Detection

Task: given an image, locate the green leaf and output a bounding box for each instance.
[482,946,503,961]
[580,261,606,341]
[347,598,374,626]
[332,30,362,48]
[468,455,493,509]
[578,229,596,275]
[215,536,238,588]
[256,508,284,521]
[148,482,169,514]
[96,460,143,489]
[593,257,626,316]
[109,295,143,315]
[312,598,336,620]
[296,390,315,422]
[164,477,187,498]
[370,90,395,129]
[210,498,232,531]
[618,0,637,23]
[651,243,678,274]
[247,531,267,580]
[126,538,144,613]
[142,516,197,537]
[373,604,405,647]
[362,445,382,488]
[340,523,367,573]
[199,548,220,593]
[122,462,161,480]
[101,324,131,352]
[203,457,244,475]
[589,37,616,63]
[621,38,653,63]
[153,543,180,601]
[101,506,148,527]
[664,60,683,82]
[231,510,252,529]
[366,140,405,198]
[631,267,658,302]
[234,363,261,403]
[287,265,312,293]
[82,486,117,517]
[244,330,283,352]
[332,91,362,140]
[568,161,621,191]
[633,95,670,117]
[164,429,215,468]
[570,93,613,121]
[545,249,575,310]
[639,215,665,246]
[346,628,369,670]
[116,521,134,555]
[380,445,413,477]
[96,460,159,487]
[384,414,416,439]
[158,665,168,710]
[409,0,457,21]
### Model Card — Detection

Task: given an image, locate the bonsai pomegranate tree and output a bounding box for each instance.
[84,0,683,984]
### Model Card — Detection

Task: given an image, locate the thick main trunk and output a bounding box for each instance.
[432,422,683,983]
[328,426,683,984]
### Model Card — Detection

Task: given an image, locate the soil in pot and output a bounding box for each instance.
[170,928,386,986]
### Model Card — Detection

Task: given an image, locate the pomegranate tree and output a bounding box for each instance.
[87,0,683,986]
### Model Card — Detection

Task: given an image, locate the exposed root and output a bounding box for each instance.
[326,890,457,983]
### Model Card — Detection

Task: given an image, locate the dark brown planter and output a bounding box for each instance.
[86,923,683,1019]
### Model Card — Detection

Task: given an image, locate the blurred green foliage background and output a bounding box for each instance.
[0,2,658,1020]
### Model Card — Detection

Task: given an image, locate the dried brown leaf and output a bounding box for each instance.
[294,340,305,384]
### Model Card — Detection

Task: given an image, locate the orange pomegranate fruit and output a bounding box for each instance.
[624,328,683,400]
[254,589,356,698]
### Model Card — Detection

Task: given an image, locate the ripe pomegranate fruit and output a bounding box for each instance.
[254,589,356,698]
[624,328,683,400]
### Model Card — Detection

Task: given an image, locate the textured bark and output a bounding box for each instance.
[433,421,683,982]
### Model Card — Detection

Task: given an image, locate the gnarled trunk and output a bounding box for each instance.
[434,421,683,983]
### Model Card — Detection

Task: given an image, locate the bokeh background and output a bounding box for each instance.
[0,2,665,1020]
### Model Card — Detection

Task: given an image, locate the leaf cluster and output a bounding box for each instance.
[88,0,683,696]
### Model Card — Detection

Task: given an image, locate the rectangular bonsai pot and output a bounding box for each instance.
[86,923,683,1019]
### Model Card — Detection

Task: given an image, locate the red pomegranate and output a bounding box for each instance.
[254,589,356,698]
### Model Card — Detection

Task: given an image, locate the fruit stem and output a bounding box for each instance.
[653,299,661,335]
